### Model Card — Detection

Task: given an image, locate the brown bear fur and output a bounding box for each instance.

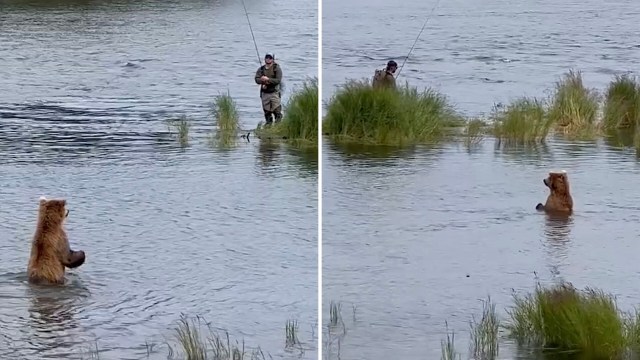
[535,171,573,215]
[27,197,85,285]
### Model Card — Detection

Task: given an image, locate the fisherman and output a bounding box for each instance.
[372,60,397,90]
[254,53,283,126]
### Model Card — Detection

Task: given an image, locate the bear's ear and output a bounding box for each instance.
[61,199,67,206]
[39,196,47,203]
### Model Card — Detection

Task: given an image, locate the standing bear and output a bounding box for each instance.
[535,170,574,215]
[27,197,86,285]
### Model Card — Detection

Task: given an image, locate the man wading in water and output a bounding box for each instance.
[254,53,283,126]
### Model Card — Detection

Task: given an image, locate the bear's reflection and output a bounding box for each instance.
[542,213,574,280]
[26,282,89,352]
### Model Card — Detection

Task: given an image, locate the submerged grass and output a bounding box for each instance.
[547,70,600,136]
[285,319,300,348]
[329,301,342,327]
[505,282,626,358]
[463,118,486,147]
[603,74,640,131]
[323,79,464,146]
[491,98,552,144]
[167,115,191,147]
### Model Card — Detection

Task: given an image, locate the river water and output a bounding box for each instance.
[0,0,318,359]
[322,0,640,358]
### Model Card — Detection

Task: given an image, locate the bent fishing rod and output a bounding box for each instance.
[241,0,263,66]
[395,0,442,79]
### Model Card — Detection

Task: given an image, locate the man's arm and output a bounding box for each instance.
[267,65,282,85]
[255,67,264,85]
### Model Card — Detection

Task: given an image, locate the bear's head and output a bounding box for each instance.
[543,170,570,196]
[38,196,69,228]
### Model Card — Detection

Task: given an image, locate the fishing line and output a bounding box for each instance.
[241,0,262,65]
[395,0,442,79]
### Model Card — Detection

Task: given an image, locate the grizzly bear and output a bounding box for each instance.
[535,170,573,214]
[27,197,86,285]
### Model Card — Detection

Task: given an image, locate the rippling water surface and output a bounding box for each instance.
[322,0,640,358]
[0,0,317,358]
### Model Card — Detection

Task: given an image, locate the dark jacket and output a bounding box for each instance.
[255,63,282,94]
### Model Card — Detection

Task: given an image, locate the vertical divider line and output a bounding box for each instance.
[317,0,323,356]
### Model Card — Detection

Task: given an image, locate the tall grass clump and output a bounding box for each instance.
[505,282,626,358]
[547,70,600,136]
[491,98,552,144]
[323,80,464,146]
[278,78,318,143]
[603,74,640,131]
[212,92,240,132]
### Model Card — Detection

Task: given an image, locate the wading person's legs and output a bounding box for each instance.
[273,94,283,123]
[261,93,274,125]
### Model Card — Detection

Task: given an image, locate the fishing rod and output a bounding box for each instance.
[395,0,442,79]
[241,0,262,66]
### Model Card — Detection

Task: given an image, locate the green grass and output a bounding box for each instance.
[491,97,552,144]
[170,314,267,360]
[635,128,640,156]
[212,92,240,132]
[603,74,640,131]
[463,118,486,147]
[174,315,208,360]
[469,297,499,360]
[547,70,600,136]
[207,92,242,150]
[505,282,626,358]
[256,78,318,146]
[441,321,461,360]
[323,79,464,146]
[431,283,640,359]
[167,115,191,147]
[80,314,284,360]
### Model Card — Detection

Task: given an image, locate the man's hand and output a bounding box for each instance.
[260,76,269,83]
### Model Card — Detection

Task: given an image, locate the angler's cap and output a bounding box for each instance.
[264,54,274,60]
[387,60,398,68]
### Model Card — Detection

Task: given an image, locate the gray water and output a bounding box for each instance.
[322,0,640,358]
[0,0,318,359]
